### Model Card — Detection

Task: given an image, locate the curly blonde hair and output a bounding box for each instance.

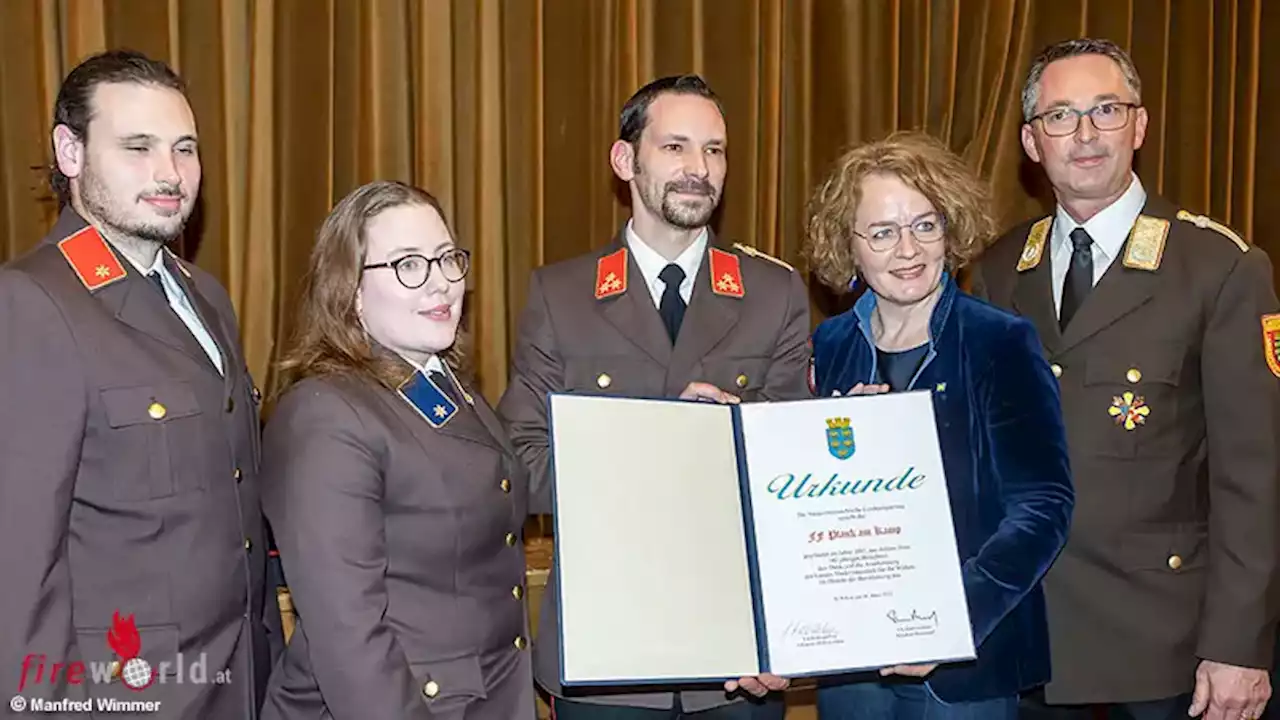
[802,131,996,292]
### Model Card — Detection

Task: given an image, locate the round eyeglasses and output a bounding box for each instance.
[362,248,471,289]
[1030,101,1138,138]
[853,213,946,253]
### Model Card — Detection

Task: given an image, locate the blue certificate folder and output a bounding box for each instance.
[546,391,975,688]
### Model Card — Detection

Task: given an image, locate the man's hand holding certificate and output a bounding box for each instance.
[547,388,975,687]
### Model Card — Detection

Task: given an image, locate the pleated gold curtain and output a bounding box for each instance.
[1,0,1276,404]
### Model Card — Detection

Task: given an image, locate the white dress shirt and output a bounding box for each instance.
[1050,172,1147,318]
[625,220,708,310]
[125,249,225,375]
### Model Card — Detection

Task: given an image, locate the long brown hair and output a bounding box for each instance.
[802,131,996,293]
[274,180,469,398]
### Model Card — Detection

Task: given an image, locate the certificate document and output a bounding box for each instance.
[548,390,974,687]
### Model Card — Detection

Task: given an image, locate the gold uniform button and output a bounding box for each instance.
[234,467,243,481]
[1050,364,1062,379]
[1126,368,1142,383]
[735,374,748,389]
[422,680,440,698]
[500,478,511,493]
[514,635,527,650]
[512,585,524,600]
[1168,554,1183,571]
[596,373,612,389]
[244,538,253,551]
[505,532,517,546]
[148,402,167,420]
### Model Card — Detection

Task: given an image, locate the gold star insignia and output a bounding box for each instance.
[95,265,111,278]
[716,273,740,293]
[433,405,448,418]
[598,273,622,293]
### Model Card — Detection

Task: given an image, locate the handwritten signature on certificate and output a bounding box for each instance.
[885,609,938,626]
[782,620,844,648]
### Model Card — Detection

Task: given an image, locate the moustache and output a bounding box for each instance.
[664,179,715,197]
[141,185,185,200]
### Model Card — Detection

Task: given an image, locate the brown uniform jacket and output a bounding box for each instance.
[0,208,277,718]
[259,363,535,720]
[497,231,812,712]
[969,194,1280,704]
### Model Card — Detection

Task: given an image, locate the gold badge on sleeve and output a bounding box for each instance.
[1261,314,1280,379]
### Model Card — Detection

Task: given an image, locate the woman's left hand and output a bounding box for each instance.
[879,663,938,678]
[725,673,790,697]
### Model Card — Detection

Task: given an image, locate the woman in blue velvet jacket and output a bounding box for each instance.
[802,132,1073,719]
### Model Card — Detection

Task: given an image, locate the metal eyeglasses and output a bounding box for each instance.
[853,213,946,253]
[362,248,471,289]
[1030,101,1138,137]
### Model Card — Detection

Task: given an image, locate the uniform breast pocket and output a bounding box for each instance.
[99,382,208,500]
[701,356,771,399]
[1081,349,1184,459]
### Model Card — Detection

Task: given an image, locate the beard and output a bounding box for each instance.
[78,161,191,245]
[634,163,720,230]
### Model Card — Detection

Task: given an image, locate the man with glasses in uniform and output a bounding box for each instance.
[971,38,1280,720]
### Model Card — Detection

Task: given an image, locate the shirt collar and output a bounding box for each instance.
[120,246,167,277]
[1052,172,1147,260]
[624,220,708,291]
[410,354,445,375]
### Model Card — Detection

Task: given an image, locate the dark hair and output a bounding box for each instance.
[49,49,187,206]
[1022,38,1141,122]
[618,74,724,148]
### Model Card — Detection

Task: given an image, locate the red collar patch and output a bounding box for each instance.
[57,226,127,291]
[708,248,744,298]
[595,248,628,300]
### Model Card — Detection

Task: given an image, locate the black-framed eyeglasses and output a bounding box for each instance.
[362,248,471,289]
[853,213,947,253]
[1030,101,1139,137]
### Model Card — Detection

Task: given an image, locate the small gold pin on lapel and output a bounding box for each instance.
[148,402,167,420]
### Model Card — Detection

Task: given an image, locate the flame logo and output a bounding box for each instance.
[106,611,141,661]
[105,611,156,691]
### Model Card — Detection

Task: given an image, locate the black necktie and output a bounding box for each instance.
[146,256,187,309]
[146,270,167,297]
[1060,227,1094,329]
[429,369,463,406]
[658,264,686,344]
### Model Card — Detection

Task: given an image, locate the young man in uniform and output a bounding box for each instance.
[0,50,277,717]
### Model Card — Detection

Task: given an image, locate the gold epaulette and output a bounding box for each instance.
[732,242,794,272]
[1176,210,1249,252]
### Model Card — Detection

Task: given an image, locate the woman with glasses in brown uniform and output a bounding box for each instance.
[260,180,534,720]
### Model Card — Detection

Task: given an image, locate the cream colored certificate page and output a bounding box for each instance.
[550,395,760,683]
